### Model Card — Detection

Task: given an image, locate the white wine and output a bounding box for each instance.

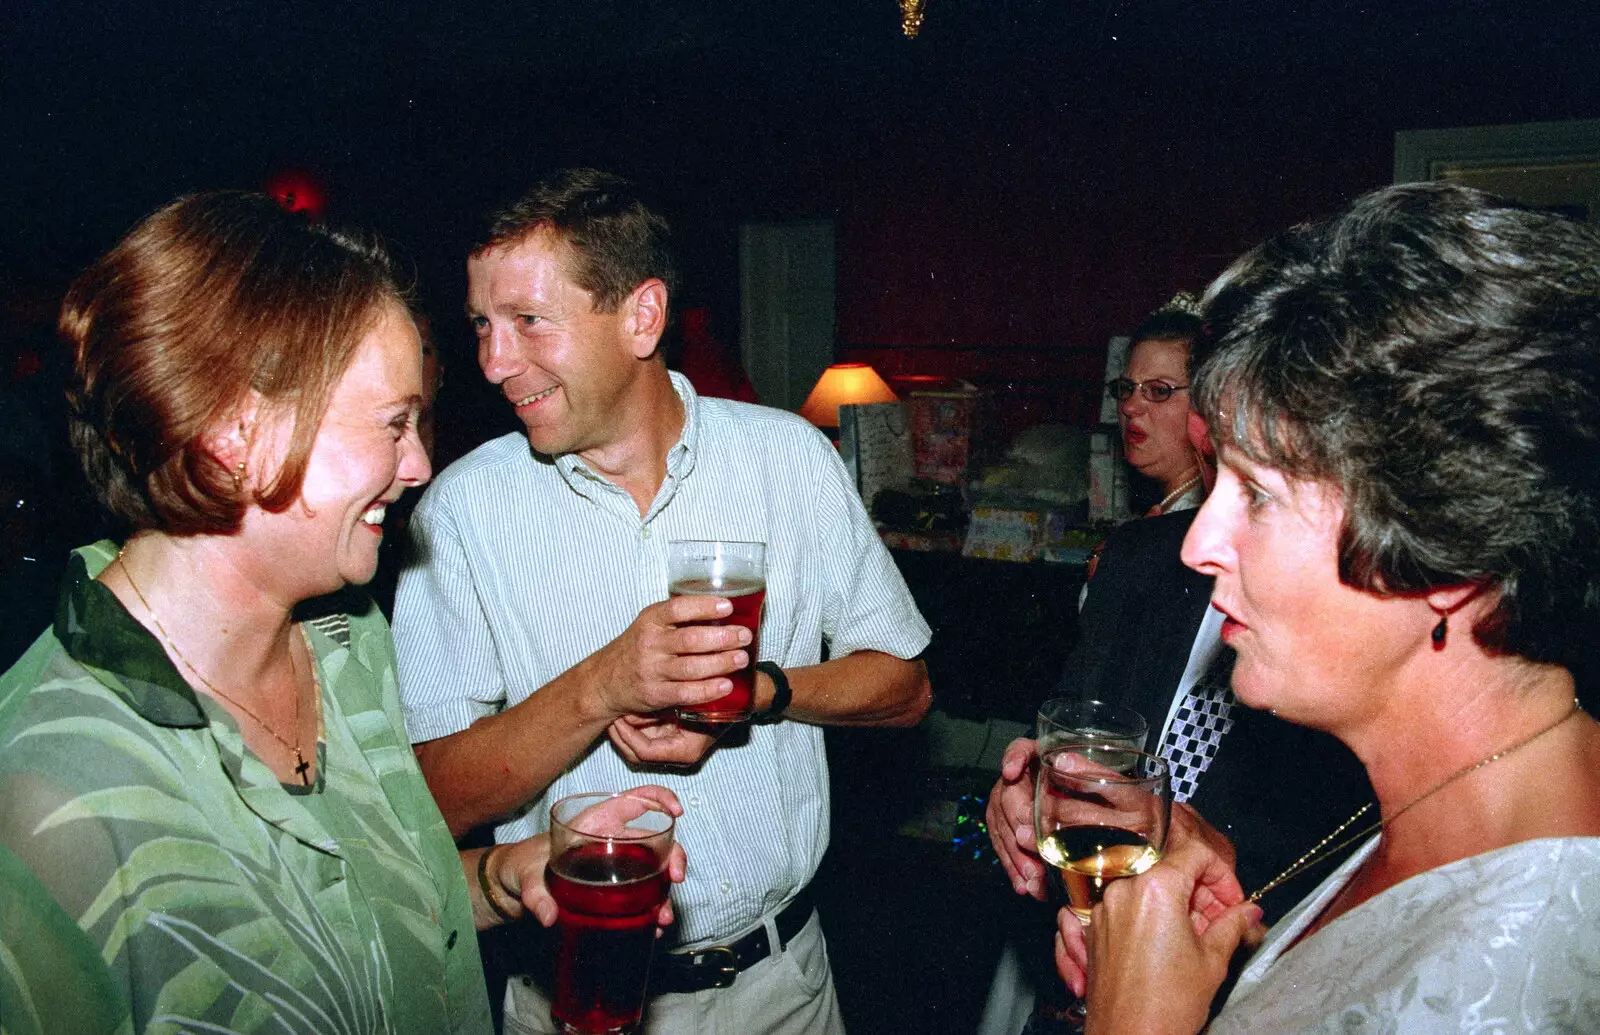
[1038,825,1160,921]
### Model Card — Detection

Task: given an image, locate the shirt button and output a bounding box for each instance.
[719,880,732,895]
[688,795,701,809]
[446,930,458,950]
[641,527,652,539]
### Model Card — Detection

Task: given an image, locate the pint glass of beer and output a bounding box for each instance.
[667,539,766,723]
[547,792,677,1034]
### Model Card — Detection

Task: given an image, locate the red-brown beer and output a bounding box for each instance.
[670,576,765,722]
[547,841,669,1033]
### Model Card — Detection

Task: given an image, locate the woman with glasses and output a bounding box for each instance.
[1110,299,1208,517]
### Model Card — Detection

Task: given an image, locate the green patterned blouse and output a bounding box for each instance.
[0,542,493,1035]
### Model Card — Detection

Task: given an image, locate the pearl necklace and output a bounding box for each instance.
[116,547,321,787]
[1248,699,1582,902]
[1149,470,1201,516]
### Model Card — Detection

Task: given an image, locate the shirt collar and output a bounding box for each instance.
[666,370,700,482]
[53,541,209,729]
[551,370,702,490]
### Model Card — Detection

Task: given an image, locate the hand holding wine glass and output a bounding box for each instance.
[1071,833,1265,1034]
[1033,745,1172,924]
[988,700,1151,900]
[1052,804,1258,1001]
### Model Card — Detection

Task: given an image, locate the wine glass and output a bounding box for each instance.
[1035,698,1149,755]
[1024,702,1154,1029]
[1033,745,1171,924]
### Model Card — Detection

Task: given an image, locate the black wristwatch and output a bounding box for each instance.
[754,661,791,724]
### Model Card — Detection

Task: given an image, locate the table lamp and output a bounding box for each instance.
[797,363,900,434]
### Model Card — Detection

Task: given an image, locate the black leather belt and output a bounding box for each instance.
[651,889,815,994]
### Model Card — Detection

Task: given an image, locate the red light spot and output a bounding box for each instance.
[10,348,43,382]
[264,170,327,219]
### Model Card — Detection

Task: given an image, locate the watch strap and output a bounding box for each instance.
[754,661,791,723]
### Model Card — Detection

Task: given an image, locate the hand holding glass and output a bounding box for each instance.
[667,540,766,723]
[546,792,677,1035]
[1034,746,1171,923]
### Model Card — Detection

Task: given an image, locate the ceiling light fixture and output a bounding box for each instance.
[900,0,925,37]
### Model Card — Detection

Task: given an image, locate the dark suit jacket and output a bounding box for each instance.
[1057,510,1374,922]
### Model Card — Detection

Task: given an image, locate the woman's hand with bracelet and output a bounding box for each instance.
[469,785,690,931]
[470,837,553,930]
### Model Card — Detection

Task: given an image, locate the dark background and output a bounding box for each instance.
[7,0,1599,459]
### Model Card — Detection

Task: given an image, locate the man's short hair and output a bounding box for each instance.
[476,168,679,313]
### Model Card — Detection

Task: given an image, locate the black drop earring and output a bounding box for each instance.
[1431,613,1448,648]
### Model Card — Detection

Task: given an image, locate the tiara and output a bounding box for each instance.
[1157,291,1203,317]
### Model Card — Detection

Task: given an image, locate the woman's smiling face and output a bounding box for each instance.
[248,302,432,596]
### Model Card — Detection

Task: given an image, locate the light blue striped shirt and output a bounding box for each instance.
[392,372,930,945]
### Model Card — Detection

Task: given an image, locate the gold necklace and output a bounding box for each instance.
[116,547,320,787]
[1248,699,1582,902]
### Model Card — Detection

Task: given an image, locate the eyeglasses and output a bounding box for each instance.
[1106,378,1189,404]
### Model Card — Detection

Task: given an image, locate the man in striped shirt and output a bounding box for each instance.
[392,168,932,1035]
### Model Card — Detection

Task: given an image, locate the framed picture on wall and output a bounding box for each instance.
[1395,119,1600,225]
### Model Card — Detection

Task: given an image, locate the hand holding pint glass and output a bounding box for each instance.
[667,540,766,724]
[547,792,678,1035]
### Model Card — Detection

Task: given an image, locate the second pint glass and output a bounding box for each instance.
[546,792,677,1034]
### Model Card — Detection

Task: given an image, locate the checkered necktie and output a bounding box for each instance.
[1158,678,1236,804]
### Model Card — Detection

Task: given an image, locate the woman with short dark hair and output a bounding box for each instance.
[0,192,682,1034]
[1057,183,1600,1032]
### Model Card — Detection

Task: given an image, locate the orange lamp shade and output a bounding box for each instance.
[797,363,900,428]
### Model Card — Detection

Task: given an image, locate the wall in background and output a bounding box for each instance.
[7,2,1600,460]
[808,72,1598,443]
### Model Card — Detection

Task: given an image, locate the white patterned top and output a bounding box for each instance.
[1214,836,1600,1034]
[392,373,930,947]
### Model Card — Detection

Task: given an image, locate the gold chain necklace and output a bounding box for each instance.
[116,547,320,787]
[1248,698,1582,903]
